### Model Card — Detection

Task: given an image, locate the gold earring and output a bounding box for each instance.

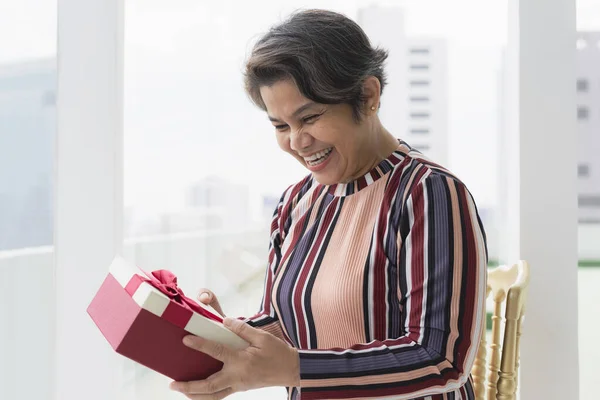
[371,106,376,111]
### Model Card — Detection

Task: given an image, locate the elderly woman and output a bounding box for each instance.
[170,9,487,400]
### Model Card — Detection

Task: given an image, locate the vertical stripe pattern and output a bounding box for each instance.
[245,140,487,399]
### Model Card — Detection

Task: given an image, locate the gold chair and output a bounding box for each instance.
[472,260,530,400]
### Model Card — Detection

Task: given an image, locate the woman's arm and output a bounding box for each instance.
[295,173,488,399]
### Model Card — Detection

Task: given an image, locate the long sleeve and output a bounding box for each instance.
[296,173,488,399]
[242,189,289,342]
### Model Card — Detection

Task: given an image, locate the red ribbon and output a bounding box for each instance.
[139,269,223,323]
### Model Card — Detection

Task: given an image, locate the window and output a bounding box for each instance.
[410,80,430,87]
[577,106,589,120]
[576,6,600,400]
[579,217,600,224]
[577,79,588,92]
[0,1,57,399]
[579,195,600,208]
[578,164,590,178]
[413,144,431,152]
[410,64,429,70]
[42,90,56,107]
[0,66,56,253]
[1,2,596,400]
[410,48,430,55]
[410,96,430,102]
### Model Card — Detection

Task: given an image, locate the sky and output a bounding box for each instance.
[1,0,600,220]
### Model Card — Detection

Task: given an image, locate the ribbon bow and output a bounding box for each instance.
[141,269,223,323]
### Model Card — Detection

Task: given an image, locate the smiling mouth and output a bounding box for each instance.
[303,147,333,166]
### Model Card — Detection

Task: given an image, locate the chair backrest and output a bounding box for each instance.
[472,260,530,400]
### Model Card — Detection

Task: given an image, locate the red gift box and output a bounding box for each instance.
[87,256,247,382]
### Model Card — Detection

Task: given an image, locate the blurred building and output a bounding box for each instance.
[0,58,56,251]
[405,38,448,164]
[185,175,251,229]
[496,32,600,264]
[576,31,600,224]
[261,194,280,222]
[125,177,252,237]
[357,6,449,167]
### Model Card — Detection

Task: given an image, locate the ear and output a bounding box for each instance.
[362,76,382,114]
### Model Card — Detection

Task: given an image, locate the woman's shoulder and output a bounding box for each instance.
[279,173,315,206]
[391,142,474,203]
[272,173,316,219]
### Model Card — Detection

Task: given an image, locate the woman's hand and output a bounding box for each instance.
[197,289,226,317]
[170,317,300,399]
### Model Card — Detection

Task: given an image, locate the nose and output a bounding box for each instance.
[289,129,312,152]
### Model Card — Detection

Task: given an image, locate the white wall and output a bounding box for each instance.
[54,0,125,399]
[0,247,55,400]
[515,0,580,398]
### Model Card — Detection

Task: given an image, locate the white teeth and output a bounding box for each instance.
[304,148,332,163]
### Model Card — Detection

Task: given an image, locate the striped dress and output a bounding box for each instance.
[245,140,488,399]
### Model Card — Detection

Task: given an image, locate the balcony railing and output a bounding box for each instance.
[1,225,598,399]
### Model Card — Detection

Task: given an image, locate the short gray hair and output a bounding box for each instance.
[243,9,389,122]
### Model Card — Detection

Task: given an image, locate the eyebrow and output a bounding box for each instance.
[268,102,317,122]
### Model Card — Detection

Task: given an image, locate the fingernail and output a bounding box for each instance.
[200,292,210,302]
[223,317,233,327]
[183,336,194,346]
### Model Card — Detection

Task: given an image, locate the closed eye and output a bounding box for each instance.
[303,113,322,124]
[273,111,324,132]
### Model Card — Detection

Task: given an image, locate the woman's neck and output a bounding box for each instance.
[343,123,399,183]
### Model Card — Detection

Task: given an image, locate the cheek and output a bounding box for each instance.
[312,119,348,145]
[276,133,293,154]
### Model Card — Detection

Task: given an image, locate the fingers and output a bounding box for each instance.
[197,288,214,304]
[185,388,234,400]
[197,288,225,317]
[223,317,265,345]
[170,372,230,395]
[183,335,231,362]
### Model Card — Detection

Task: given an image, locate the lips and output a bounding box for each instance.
[304,147,333,166]
[303,147,334,172]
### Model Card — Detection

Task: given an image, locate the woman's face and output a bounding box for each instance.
[260,79,370,185]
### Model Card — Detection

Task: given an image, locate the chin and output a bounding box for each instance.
[311,172,339,186]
